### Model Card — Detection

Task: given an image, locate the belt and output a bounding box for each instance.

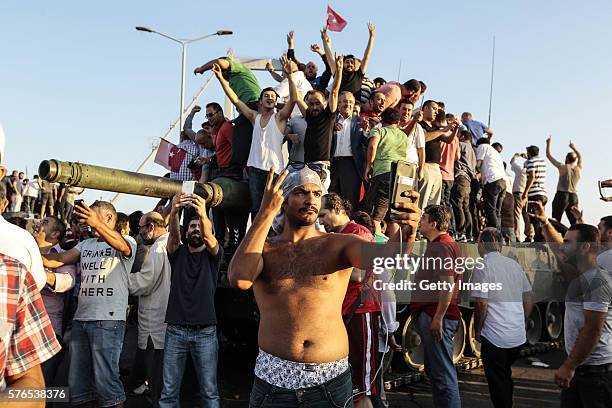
[333,156,352,160]
[576,363,612,375]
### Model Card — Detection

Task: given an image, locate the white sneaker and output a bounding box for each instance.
[132,382,149,396]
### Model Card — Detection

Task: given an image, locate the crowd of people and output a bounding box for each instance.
[1,23,612,408]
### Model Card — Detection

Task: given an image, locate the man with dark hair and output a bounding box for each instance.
[398,99,425,179]
[476,137,507,230]
[294,54,345,189]
[318,193,381,408]
[128,211,171,404]
[472,228,533,407]
[323,24,375,101]
[598,215,612,271]
[419,101,459,208]
[360,91,387,126]
[522,144,547,242]
[364,108,408,233]
[491,142,503,153]
[373,77,386,89]
[32,215,77,386]
[212,59,297,220]
[228,166,421,408]
[329,90,368,210]
[528,204,612,406]
[546,137,583,225]
[160,193,222,408]
[461,112,494,145]
[42,200,136,407]
[412,204,462,408]
[452,129,477,242]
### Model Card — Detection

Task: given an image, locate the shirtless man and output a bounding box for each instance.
[228,167,421,407]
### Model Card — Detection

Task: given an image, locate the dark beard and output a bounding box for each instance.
[188,234,204,248]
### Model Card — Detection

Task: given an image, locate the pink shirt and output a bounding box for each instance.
[439,137,460,181]
[363,82,402,112]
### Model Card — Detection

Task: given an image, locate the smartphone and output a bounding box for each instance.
[181,181,196,196]
[389,160,418,210]
[74,199,84,208]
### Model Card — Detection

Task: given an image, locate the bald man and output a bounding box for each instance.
[128,211,170,404]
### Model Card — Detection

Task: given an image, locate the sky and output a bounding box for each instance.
[1,0,611,225]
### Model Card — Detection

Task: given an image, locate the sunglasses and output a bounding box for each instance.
[286,161,323,173]
[205,111,218,118]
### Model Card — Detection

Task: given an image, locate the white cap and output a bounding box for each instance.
[0,122,5,165]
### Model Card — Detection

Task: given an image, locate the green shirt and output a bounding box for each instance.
[223,57,261,104]
[370,126,407,177]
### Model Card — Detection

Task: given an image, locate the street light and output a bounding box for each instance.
[135,26,233,136]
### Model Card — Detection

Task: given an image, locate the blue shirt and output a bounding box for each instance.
[463,119,489,145]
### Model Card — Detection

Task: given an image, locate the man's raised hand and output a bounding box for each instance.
[310,44,323,55]
[259,168,289,217]
[320,27,330,43]
[527,200,548,223]
[287,31,294,47]
[367,23,376,35]
[192,105,201,113]
[336,54,344,69]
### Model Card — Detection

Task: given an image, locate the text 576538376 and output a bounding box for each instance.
[1,387,69,402]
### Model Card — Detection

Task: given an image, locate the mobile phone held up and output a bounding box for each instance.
[181,181,196,206]
[389,160,418,211]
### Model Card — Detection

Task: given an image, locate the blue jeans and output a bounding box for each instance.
[159,324,220,408]
[68,320,126,407]
[418,312,461,408]
[247,167,270,221]
[249,368,353,408]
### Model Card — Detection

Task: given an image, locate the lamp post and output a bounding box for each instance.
[135,26,232,136]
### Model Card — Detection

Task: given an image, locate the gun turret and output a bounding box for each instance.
[38,159,250,211]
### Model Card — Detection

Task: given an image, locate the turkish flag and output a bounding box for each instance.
[154,138,186,172]
[326,5,348,32]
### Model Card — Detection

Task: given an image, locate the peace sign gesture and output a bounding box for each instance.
[259,168,289,217]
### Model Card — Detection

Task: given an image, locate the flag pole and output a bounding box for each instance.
[397,59,402,82]
[487,36,496,128]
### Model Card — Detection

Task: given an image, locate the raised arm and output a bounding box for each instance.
[228,169,289,290]
[183,106,201,142]
[321,27,336,76]
[277,56,298,121]
[328,54,344,113]
[73,202,132,257]
[167,193,190,256]
[569,141,582,169]
[191,194,219,256]
[360,23,376,74]
[440,121,459,143]
[286,31,302,65]
[265,61,284,83]
[546,136,563,169]
[211,63,257,123]
[194,57,230,75]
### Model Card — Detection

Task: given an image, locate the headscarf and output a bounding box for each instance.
[272,166,323,234]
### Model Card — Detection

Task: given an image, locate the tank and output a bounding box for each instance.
[38,159,251,211]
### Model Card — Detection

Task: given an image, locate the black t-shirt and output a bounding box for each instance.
[229,113,254,170]
[305,106,335,162]
[421,121,444,164]
[3,176,15,195]
[165,244,223,326]
[340,69,365,101]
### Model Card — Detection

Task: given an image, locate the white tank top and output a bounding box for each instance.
[247,113,288,173]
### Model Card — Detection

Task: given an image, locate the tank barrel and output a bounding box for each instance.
[38,159,250,210]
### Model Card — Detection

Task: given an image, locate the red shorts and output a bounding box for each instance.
[346,311,380,400]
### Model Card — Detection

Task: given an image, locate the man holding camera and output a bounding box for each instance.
[42,200,137,408]
[159,193,222,408]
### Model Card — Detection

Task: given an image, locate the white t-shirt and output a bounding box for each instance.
[476,144,506,184]
[247,113,289,173]
[402,123,425,165]
[0,216,46,291]
[598,249,612,272]
[275,71,313,117]
[74,236,137,321]
[471,251,532,348]
[564,267,612,365]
